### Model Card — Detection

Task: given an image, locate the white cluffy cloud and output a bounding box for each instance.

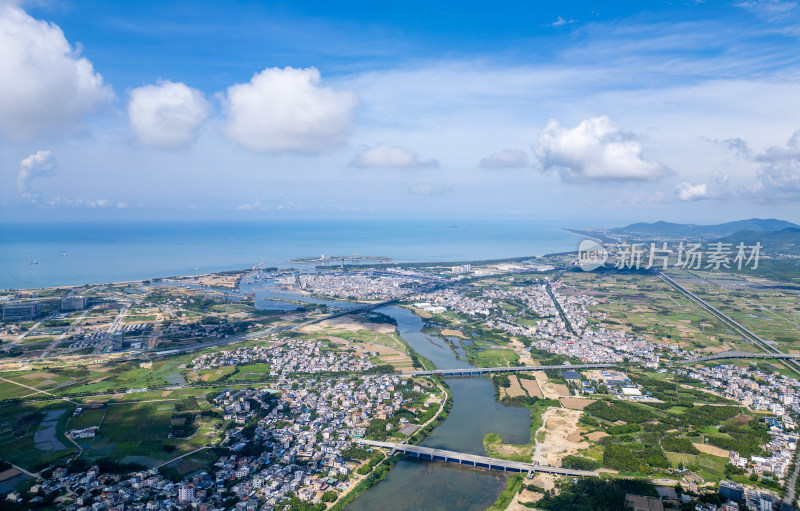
[351,145,438,168]
[675,182,709,201]
[18,150,57,196]
[0,4,112,141]
[675,172,731,201]
[753,130,800,200]
[128,81,210,148]
[480,149,530,168]
[224,66,358,152]
[535,116,671,181]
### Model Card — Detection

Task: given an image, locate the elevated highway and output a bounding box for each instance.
[682,350,800,364]
[409,363,615,377]
[356,439,599,477]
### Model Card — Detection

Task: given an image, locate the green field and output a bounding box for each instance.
[468,348,519,367]
[670,269,800,352]
[561,271,755,352]
[67,407,106,429]
[665,451,727,481]
[0,401,77,470]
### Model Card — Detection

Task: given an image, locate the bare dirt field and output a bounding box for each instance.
[532,408,589,467]
[693,443,729,457]
[506,376,527,398]
[534,372,562,400]
[508,338,535,365]
[440,328,468,338]
[551,383,571,397]
[193,273,243,288]
[508,488,543,511]
[0,468,20,481]
[586,431,610,442]
[520,378,543,398]
[527,473,555,491]
[301,316,396,334]
[325,336,413,370]
[560,397,596,410]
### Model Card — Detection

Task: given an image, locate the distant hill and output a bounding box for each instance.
[607,218,799,238]
[716,227,800,255]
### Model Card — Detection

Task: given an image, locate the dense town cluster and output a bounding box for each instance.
[18,373,440,511]
[279,272,423,300]
[4,264,800,510]
[191,339,376,376]
[680,363,800,482]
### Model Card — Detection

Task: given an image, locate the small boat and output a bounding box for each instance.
[60,251,68,256]
[30,260,38,265]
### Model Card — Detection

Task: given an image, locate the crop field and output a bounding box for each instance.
[100,402,174,443]
[67,407,106,429]
[667,269,800,352]
[81,402,180,463]
[560,271,753,352]
[469,348,519,367]
[0,400,77,470]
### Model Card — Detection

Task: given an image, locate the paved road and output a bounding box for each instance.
[93,304,130,354]
[410,363,615,377]
[683,351,800,363]
[545,283,576,336]
[3,319,44,351]
[0,376,78,404]
[154,446,210,469]
[783,453,800,511]
[656,269,800,506]
[43,309,89,358]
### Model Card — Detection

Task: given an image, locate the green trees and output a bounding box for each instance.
[660,436,699,455]
[562,455,601,471]
[602,444,669,473]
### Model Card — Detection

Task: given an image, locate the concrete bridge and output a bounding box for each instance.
[683,350,800,364]
[356,439,599,477]
[409,363,615,377]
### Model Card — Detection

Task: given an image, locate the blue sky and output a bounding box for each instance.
[2,0,800,225]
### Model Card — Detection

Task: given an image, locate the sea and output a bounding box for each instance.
[0,220,581,290]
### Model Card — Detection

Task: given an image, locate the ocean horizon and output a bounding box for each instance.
[0,219,581,290]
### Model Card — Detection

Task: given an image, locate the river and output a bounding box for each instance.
[345,305,530,511]
[242,278,532,510]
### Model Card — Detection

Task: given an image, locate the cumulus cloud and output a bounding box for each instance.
[479,149,530,169]
[0,4,113,141]
[720,137,752,158]
[128,81,210,148]
[675,172,731,201]
[549,16,577,27]
[18,150,56,197]
[407,183,452,196]
[675,182,709,201]
[753,130,800,200]
[351,145,439,168]
[223,66,358,152]
[534,116,671,182]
